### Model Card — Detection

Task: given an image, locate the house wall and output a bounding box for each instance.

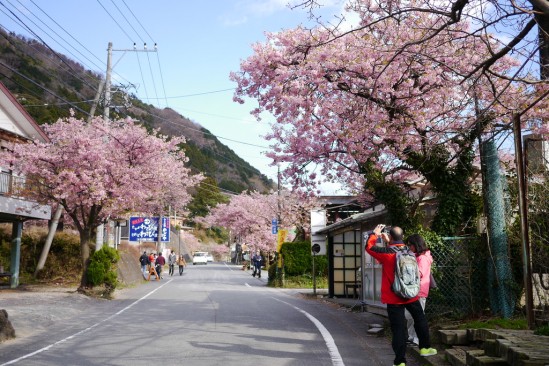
[0,106,25,137]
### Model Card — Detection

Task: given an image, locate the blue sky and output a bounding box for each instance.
[1,0,346,193]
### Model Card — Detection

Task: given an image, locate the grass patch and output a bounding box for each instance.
[457,317,528,330]
[276,274,328,289]
[534,324,549,336]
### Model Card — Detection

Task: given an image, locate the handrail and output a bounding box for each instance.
[0,171,26,197]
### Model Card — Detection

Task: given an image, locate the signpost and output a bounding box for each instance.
[312,243,321,295]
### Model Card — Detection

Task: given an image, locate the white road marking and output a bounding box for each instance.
[273,298,345,366]
[1,280,173,365]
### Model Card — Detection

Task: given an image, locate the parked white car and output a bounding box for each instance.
[192,252,208,265]
[206,253,214,262]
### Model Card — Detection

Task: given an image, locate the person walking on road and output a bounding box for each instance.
[139,251,149,273]
[156,252,165,279]
[405,233,434,346]
[168,250,177,276]
[365,224,437,366]
[177,254,187,275]
[252,250,263,278]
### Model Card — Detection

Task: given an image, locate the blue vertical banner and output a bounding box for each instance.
[271,218,278,234]
[129,216,170,242]
[160,217,170,242]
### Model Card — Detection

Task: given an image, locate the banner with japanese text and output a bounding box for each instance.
[129,216,170,242]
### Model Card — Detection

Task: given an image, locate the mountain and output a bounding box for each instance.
[0,28,274,194]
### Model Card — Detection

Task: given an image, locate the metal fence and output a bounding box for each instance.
[426,236,491,319]
[427,233,549,323]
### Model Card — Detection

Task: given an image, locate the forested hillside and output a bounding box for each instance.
[0,29,274,194]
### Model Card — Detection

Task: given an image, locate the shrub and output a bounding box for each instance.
[86,246,119,290]
[535,324,549,336]
[280,241,328,277]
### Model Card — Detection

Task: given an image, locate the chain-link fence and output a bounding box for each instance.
[426,236,490,319]
[427,233,549,323]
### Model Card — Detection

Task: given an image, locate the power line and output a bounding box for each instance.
[0,60,90,116]
[108,0,144,43]
[15,0,104,83]
[0,25,99,104]
[155,50,169,108]
[18,0,136,88]
[29,0,105,68]
[0,3,99,94]
[96,0,134,43]
[145,49,160,108]
[121,0,155,43]
[141,88,235,99]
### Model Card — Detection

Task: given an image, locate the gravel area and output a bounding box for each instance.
[0,285,110,340]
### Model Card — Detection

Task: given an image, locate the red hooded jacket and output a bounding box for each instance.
[365,232,419,305]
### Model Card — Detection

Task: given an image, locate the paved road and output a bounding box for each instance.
[0,262,420,366]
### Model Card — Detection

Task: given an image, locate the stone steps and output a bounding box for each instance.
[436,329,549,366]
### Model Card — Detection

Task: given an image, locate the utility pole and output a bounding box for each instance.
[96,42,113,249]
[99,42,157,250]
[103,42,113,120]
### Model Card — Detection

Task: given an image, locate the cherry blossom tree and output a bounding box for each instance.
[295,0,549,101]
[201,191,319,252]
[0,114,202,286]
[180,230,202,253]
[231,1,549,234]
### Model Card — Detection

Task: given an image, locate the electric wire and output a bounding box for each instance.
[155,50,169,108]
[121,0,154,43]
[0,3,99,98]
[142,88,235,99]
[145,110,269,149]
[120,0,168,108]
[13,0,103,86]
[108,0,144,43]
[29,0,105,68]
[0,26,101,109]
[135,52,150,104]
[146,50,160,108]
[23,0,135,88]
[0,3,272,178]
[96,0,134,43]
[0,60,90,116]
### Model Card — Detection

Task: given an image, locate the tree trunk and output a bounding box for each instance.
[78,228,94,289]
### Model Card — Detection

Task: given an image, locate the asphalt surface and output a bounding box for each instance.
[1,263,430,366]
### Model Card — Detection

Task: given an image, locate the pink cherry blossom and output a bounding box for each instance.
[0,114,202,285]
[231,1,549,193]
[200,190,319,252]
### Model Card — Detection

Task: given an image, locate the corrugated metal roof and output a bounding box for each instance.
[315,209,386,234]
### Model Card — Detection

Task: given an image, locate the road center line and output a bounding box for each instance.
[273,298,345,366]
[1,280,173,366]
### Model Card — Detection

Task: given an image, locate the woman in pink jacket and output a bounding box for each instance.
[405,233,433,345]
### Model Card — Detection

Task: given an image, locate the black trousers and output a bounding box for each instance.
[386,300,431,365]
[252,263,261,277]
[169,264,175,276]
[179,265,184,275]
